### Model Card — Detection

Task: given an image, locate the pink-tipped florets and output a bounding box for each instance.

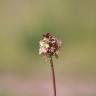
[39,32,61,58]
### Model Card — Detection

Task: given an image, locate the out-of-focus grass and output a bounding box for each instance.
[0,1,96,96]
[0,0,96,76]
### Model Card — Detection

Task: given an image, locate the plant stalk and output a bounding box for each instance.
[49,56,56,96]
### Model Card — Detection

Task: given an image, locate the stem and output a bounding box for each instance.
[49,56,56,96]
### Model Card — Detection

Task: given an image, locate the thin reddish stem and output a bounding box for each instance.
[50,57,56,96]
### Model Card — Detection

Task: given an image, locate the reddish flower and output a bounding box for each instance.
[39,32,61,58]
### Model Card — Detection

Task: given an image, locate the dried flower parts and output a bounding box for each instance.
[39,33,61,58]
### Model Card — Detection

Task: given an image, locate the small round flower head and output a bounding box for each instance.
[39,32,62,58]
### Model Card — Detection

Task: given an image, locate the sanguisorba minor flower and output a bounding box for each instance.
[39,32,61,58]
[39,32,62,96]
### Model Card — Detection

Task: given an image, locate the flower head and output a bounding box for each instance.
[39,32,61,58]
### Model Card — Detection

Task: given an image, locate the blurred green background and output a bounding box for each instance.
[0,0,96,96]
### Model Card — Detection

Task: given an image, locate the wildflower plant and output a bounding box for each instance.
[39,32,61,96]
